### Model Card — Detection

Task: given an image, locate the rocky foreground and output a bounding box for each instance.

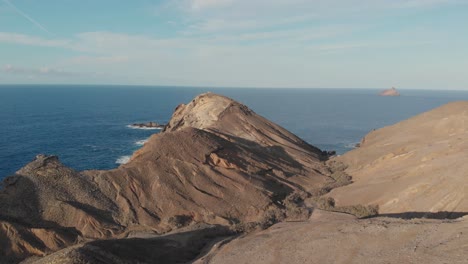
[1,93,467,263]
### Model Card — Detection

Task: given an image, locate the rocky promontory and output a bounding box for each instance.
[0,93,338,263]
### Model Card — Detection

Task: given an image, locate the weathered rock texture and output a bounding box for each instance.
[22,224,233,264]
[329,101,468,214]
[0,93,332,263]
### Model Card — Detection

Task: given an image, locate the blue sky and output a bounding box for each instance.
[0,0,467,89]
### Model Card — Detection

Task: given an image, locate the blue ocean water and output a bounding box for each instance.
[1,85,468,179]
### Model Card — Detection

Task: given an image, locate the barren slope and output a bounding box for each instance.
[27,210,468,264]
[329,101,468,214]
[202,210,468,264]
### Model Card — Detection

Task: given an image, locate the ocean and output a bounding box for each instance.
[1,85,468,179]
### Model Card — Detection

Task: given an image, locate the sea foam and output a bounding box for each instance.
[126,125,162,130]
[116,155,131,164]
[135,139,149,146]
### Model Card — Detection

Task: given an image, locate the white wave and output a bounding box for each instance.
[126,125,162,130]
[135,139,149,146]
[116,155,131,164]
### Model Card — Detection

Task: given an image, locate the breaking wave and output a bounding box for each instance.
[116,155,131,164]
[135,139,149,146]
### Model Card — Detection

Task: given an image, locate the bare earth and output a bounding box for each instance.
[329,101,468,214]
[203,210,468,264]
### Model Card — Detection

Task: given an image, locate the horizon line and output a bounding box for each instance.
[0,83,466,92]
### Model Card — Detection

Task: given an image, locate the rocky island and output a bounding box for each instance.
[379,87,400,96]
[1,93,467,263]
[128,121,165,129]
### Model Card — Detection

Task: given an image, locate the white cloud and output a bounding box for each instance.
[0,27,435,80]
[179,0,460,18]
[71,55,130,64]
[393,0,458,8]
[165,0,463,39]
[1,0,464,87]
[0,32,68,47]
[190,0,233,10]
[3,64,80,77]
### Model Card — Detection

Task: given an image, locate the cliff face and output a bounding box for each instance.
[329,101,468,214]
[0,93,331,262]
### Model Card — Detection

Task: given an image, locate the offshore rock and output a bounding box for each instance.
[379,87,400,96]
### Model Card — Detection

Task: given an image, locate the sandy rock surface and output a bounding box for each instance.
[203,210,468,264]
[329,101,468,214]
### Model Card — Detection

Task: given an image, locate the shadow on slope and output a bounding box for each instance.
[0,175,81,263]
[30,225,235,264]
[374,211,468,220]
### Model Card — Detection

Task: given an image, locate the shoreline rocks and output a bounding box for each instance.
[130,122,165,129]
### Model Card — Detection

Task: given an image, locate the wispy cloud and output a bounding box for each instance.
[166,0,463,39]
[71,55,130,64]
[190,0,233,10]
[2,0,51,34]
[1,0,465,88]
[0,32,68,47]
[3,64,79,77]
[393,0,458,8]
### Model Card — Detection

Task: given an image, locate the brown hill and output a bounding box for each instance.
[329,101,468,214]
[0,93,332,262]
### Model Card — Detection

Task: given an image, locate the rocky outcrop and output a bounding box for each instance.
[0,93,333,262]
[379,87,400,96]
[129,122,165,129]
[328,101,468,214]
[0,155,124,262]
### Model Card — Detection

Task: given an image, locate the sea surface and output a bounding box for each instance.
[1,85,468,179]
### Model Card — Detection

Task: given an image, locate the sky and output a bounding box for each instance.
[0,0,467,89]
